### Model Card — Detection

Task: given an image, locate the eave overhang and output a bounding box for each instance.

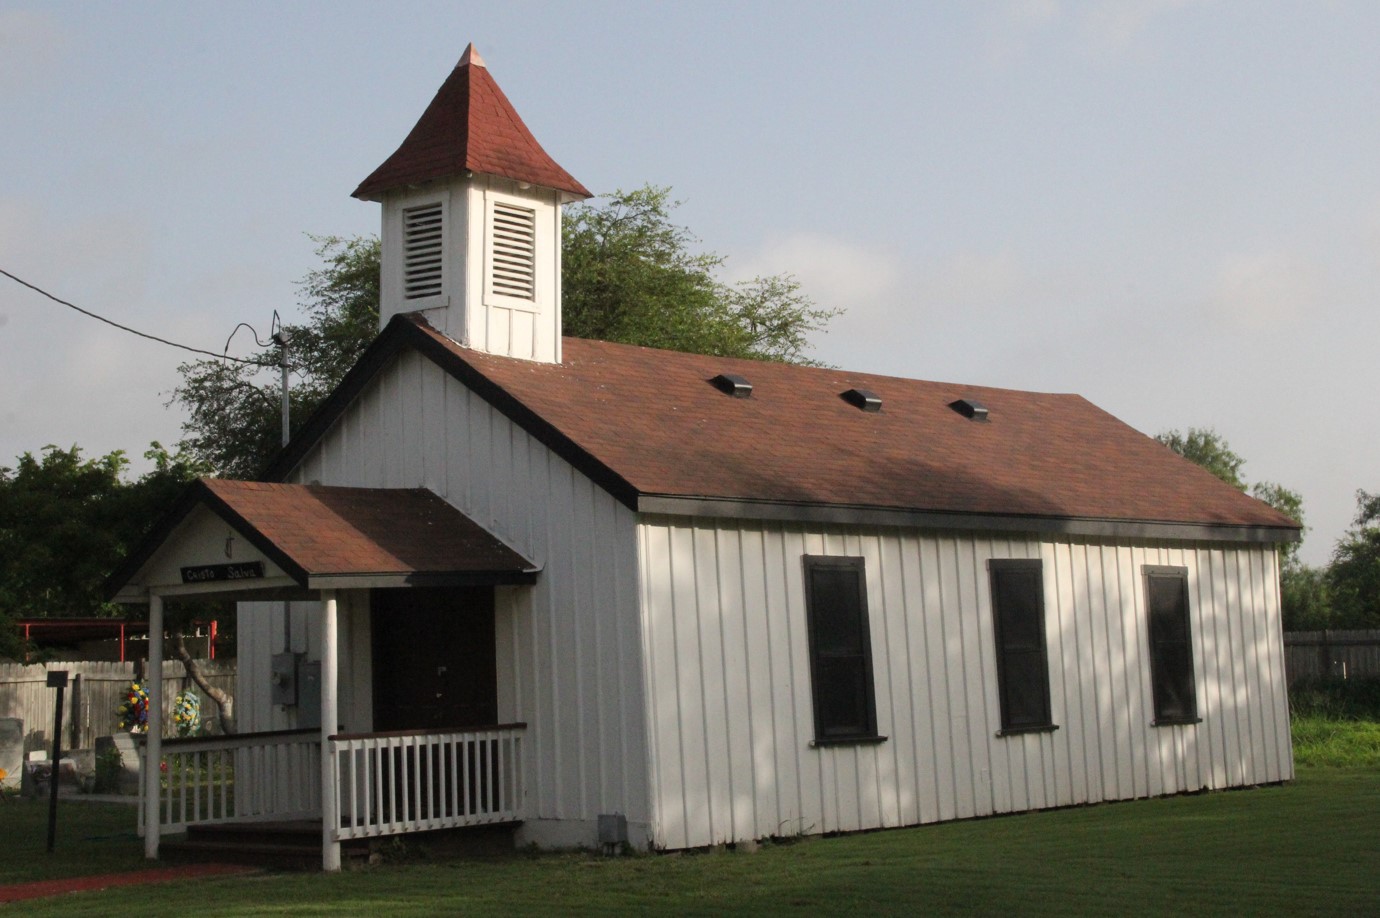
[634,494,1303,544]
[105,479,540,604]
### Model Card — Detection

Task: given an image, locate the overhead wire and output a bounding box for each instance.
[0,267,263,365]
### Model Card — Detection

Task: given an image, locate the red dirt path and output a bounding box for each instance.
[0,863,256,904]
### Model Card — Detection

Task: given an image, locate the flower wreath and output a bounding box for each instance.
[116,682,149,734]
[172,690,201,737]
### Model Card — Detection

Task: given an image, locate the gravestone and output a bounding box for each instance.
[95,733,142,794]
[0,718,20,789]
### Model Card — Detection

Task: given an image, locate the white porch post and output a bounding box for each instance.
[320,590,341,871]
[143,592,163,860]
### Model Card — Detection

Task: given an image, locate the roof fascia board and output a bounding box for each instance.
[307,570,540,590]
[264,316,641,508]
[193,489,312,586]
[103,481,208,600]
[404,325,642,508]
[636,495,1301,545]
[261,326,412,482]
[104,479,314,602]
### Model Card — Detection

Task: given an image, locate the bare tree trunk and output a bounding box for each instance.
[173,631,236,734]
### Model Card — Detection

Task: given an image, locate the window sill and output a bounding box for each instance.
[1152,717,1202,727]
[810,735,888,748]
[996,724,1060,738]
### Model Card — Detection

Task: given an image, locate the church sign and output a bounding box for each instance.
[180,561,265,584]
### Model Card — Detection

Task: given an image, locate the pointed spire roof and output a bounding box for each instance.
[353,43,590,200]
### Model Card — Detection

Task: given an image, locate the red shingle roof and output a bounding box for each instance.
[353,44,590,200]
[106,479,539,599]
[395,316,1296,534]
[197,480,536,582]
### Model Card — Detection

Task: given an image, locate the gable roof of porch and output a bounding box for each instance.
[106,479,539,602]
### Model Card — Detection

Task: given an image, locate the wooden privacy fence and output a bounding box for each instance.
[0,659,236,753]
[1283,630,1380,685]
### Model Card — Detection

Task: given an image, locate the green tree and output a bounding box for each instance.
[0,443,209,659]
[172,186,839,477]
[173,235,381,480]
[1155,427,1247,490]
[1156,427,1316,627]
[1327,490,1380,628]
[562,186,838,362]
[1250,480,1306,573]
[1281,564,1332,631]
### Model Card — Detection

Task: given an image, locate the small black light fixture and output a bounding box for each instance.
[948,398,989,422]
[710,373,753,398]
[841,388,882,412]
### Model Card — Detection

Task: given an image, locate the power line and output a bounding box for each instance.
[0,267,261,365]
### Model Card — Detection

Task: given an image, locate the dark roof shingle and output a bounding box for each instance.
[353,45,589,200]
[401,317,1297,533]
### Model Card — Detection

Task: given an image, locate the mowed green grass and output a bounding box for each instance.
[0,798,146,885]
[8,764,1378,917]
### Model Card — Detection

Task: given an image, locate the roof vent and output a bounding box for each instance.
[949,398,989,422]
[841,388,882,412]
[710,373,752,398]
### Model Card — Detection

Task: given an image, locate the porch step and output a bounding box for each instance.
[161,821,367,871]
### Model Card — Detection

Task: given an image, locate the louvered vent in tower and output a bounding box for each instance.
[402,203,444,300]
[488,200,537,301]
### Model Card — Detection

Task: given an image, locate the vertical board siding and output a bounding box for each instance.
[638,517,1291,850]
[286,351,650,842]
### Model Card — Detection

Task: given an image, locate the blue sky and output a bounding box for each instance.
[2,1,1377,566]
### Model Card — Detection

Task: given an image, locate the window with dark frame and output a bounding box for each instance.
[989,559,1055,734]
[802,556,881,744]
[1144,566,1200,725]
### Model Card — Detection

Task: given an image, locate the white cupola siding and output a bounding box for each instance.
[355,44,590,364]
[379,178,564,362]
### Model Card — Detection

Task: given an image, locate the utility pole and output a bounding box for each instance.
[273,329,291,446]
[271,329,294,658]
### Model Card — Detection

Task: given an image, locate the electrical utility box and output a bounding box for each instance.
[270,652,300,706]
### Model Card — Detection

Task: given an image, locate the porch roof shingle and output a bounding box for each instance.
[197,480,538,584]
[106,480,539,600]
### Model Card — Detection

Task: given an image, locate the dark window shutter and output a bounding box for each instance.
[1145,568,1198,723]
[990,560,1054,732]
[804,556,878,742]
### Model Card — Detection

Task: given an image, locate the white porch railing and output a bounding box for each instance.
[329,723,525,841]
[137,728,321,836]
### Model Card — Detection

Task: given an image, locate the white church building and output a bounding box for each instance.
[109,45,1300,870]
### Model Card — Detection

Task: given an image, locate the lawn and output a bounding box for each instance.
[6,762,1377,917]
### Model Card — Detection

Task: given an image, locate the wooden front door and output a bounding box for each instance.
[371,586,497,731]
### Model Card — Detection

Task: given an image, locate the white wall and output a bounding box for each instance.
[637,516,1291,850]
[378,176,562,363]
[286,348,650,847]
[235,593,370,735]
